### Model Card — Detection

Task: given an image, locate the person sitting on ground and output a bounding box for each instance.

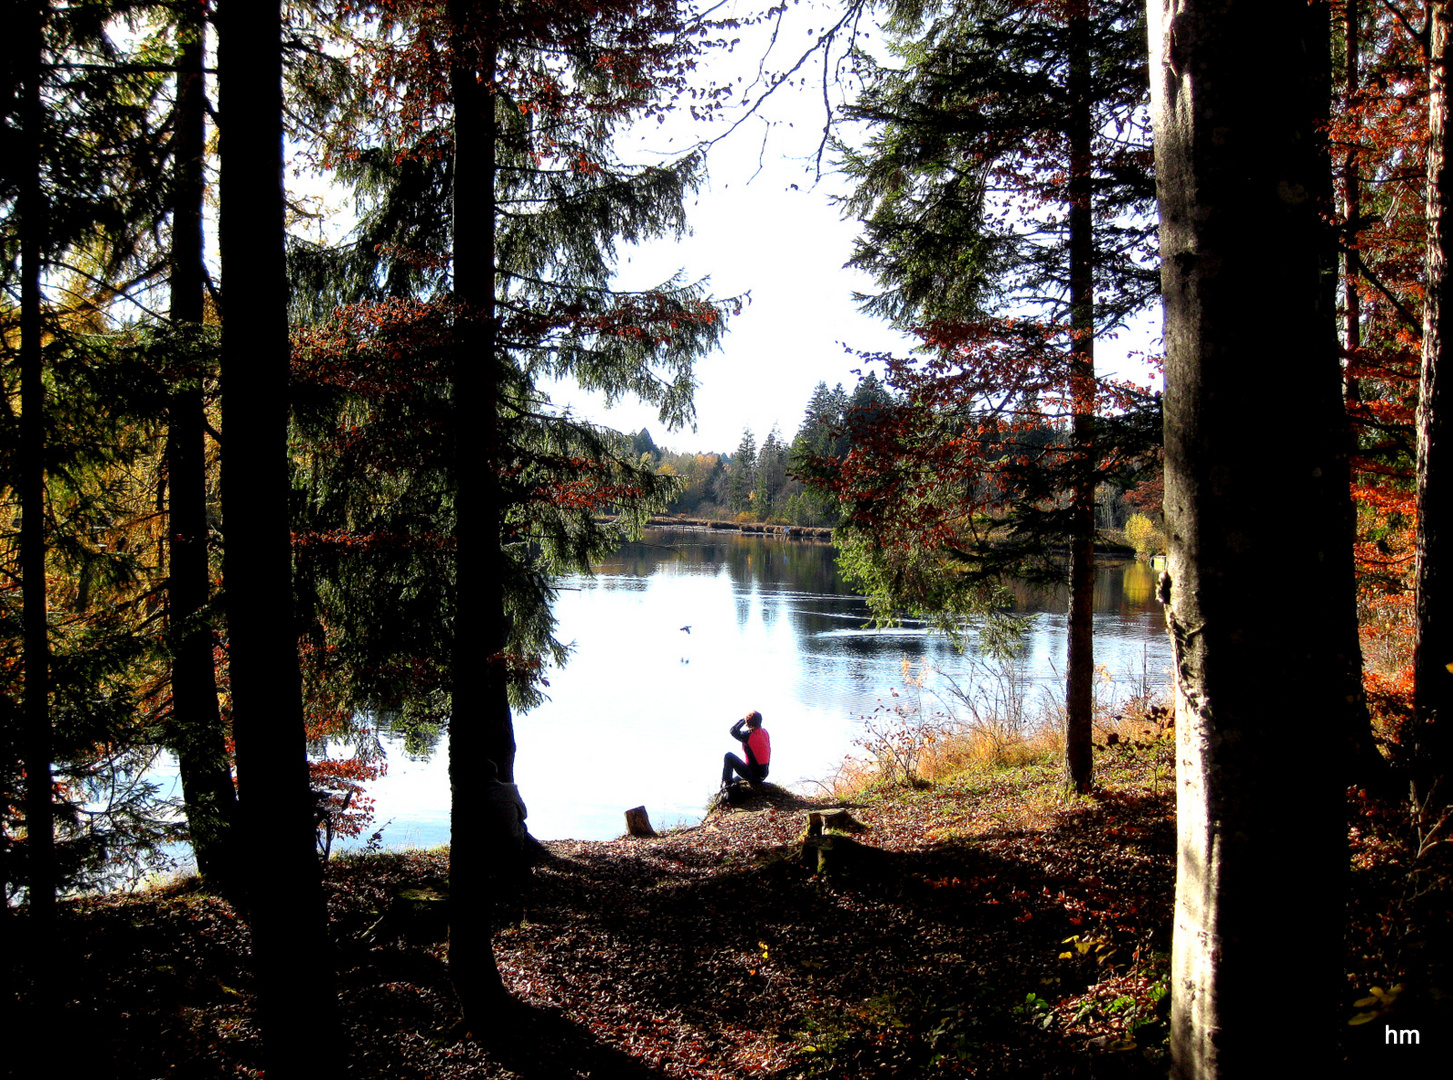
[721,710,771,791]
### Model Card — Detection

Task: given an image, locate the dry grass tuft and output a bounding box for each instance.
[828,674,1174,802]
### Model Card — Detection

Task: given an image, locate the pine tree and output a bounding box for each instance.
[828,0,1159,791]
[786,382,845,526]
[753,426,787,518]
[216,0,338,1067]
[727,428,758,513]
[159,0,240,896]
[1,0,190,973]
[16,0,56,962]
[291,0,734,1028]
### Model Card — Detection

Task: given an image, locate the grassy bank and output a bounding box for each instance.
[14,701,1445,1078]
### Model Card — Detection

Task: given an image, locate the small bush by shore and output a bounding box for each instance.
[827,656,1171,800]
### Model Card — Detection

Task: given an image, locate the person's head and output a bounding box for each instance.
[745,710,763,729]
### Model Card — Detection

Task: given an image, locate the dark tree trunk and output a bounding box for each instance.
[1417,1,1453,809]
[165,0,239,895]
[216,1,336,1071]
[447,0,514,1031]
[19,0,56,959]
[1149,1,1348,1075]
[1063,0,1096,794]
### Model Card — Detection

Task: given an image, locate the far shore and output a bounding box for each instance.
[598,514,1142,556]
[596,513,835,540]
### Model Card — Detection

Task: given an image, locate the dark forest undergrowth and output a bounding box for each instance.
[12,724,1447,1079]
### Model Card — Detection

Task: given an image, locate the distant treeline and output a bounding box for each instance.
[634,375,1161,536]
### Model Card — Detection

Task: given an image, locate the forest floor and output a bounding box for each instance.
[30,715,1444,1079]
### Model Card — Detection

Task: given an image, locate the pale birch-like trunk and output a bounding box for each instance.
[1148,1,1350,1074]
[1416,2,1453,812]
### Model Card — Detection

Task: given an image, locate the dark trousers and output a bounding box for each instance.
[722,753,767,787]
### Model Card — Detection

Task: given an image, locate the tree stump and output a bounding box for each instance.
[366,884,450,945]
[804,808,868,837]
[796,809,875,877]
[625,805,657,838]
[801,834,876,877]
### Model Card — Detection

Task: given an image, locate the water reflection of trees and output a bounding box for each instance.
[592,530,1167,693]
[999,558,1161,617]
[601,528,848,596]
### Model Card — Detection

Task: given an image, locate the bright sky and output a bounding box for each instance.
[548,0,1164,456]
[583,152,922,454]
[545,0,914,454]
[111,3,1161,457]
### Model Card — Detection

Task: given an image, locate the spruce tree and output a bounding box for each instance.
[292,0,734,1028]
[754,426,787,518]
[1,0,192,965]
[216,0,337,1066]
[727,428,758,513]
[786,382,845,526]
[160,0,240,896]
[828,0,1159,790]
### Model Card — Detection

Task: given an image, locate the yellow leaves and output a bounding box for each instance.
[1348,983,1403,1026]
[1353,985,1397,1008]
[1059,934,1118,968]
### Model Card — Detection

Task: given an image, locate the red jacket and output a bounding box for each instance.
[745,727,771,768]
[731,718,771,769]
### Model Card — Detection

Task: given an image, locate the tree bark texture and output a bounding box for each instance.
[166,0,239,894]
[217,1,336,1071]
[447,0,514,1032]
[1417,1,1453,810]
[1064,0,1096,794]
[625,806,657,838]
[1149,1,1349,1075]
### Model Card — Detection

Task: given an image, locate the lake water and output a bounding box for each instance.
[344,527,1172,849]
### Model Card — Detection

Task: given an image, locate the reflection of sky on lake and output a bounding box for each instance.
[348,528,1172,850]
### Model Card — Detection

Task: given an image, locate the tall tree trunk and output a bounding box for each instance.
[1342,0,1363,394]
[1334,0,1390,791]
[19,0,56,963]
[217,1,336,1071]
[1149,1,1348,1075]
[166,0,239,895]
[447,0,513,1032]
[1063,0,1096,794]
[1417,0,1453,810]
